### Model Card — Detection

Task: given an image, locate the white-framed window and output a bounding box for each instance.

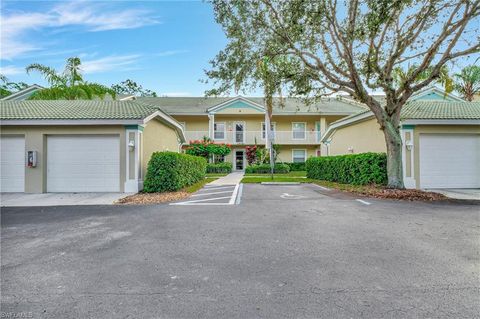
[292,122,306,140]
[292,149,307,163]
[214,122,225,140]
[261,122,276,139]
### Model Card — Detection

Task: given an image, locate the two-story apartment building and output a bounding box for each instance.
[137,96,365,170]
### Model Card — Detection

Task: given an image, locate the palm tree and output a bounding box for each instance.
[26,57,115,100]
[453,65,480,102]
[393,65,453,95]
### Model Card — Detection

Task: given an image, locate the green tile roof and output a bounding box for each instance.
[401,101,480,120]
[136,96,366,115]
[0,100,159,121]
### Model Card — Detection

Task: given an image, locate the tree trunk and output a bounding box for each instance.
[382,119,405,189]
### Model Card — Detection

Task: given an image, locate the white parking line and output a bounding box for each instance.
[197,186,236,192]
[171,196,232,205]
[191,190,233,197]
[228,184,240,205]
[235,184,243,205]
[312,184,331,191]
[356,199,371,205]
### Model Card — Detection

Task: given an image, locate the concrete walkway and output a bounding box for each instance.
[428,189,480,200]
[0,193,131,207]
[208,171,245,186]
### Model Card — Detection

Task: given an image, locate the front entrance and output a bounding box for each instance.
[234,150,245,171]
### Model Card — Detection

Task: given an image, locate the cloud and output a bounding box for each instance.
[156,50,189,57]
[81,55,142,74]
[0,65,25,76]
[160,92,192,97]
[0,1,160,60]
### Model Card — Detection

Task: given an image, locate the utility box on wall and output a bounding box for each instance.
[27,151,37,168]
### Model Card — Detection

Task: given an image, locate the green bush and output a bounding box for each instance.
[285,162,306,171]
[245,163,290,174]
[306,153,387,185]
[207,162,232,173]
[143,152,207,193]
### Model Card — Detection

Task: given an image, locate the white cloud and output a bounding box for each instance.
[0,65,25,76]
[156,50,189,57]
[0,1,160,60]
[81,55,142,74]
[160,92,192,97]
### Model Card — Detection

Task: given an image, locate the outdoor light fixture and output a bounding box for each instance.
[128,140,135,152]
[405,140,413,151]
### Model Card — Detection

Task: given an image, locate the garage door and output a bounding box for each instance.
[47,135,120,192]
[419,134,480,188]
[0,136,25,192]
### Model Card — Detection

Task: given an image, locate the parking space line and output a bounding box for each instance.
[191,190,233,197]
[356,199,371,205]
[228,184,240,205]
[312,184,331,191]
[171,196,232,205]
[197,186,236,192]
[235,184,243,205]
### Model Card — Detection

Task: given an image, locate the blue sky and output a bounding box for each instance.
[0,0,227,96]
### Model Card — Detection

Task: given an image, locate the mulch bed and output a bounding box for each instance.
[116,191,190,205]
[355,187,447,201]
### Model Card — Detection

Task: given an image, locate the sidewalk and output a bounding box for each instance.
[208,172,245,185]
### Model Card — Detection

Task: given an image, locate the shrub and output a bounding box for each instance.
[306,152,387,185]
[285,162,306,171]
[245,163,290,174]
[207,162,232,174]
[184,137,231,160]
[143,152,207,193]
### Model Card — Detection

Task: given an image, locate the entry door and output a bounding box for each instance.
[235,122,245,144]
[235,150,245,170]
[0,136,25,192]
[47,135,120,192]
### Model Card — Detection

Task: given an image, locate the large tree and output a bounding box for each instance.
[26,57,115,100]
[206,0,480,188]
[111,79,158,97]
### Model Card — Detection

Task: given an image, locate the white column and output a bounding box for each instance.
[124,128,142,192]
[208,113,215,139]
[320,117,328,156]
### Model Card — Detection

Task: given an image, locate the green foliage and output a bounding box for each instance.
[26,57,115,100]
[185,139,231,159]
[111,79,157,97]
[0,74,29,98]
[245,163,290,174]
[206,162,233,174]
[454,65,480,101]
[143,152,207,193]
[306,153,387,185]
[285,162,306,171]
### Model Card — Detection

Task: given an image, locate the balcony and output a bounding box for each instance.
[184,131,321,145]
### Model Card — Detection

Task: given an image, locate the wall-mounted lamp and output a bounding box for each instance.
[405,140,413,151]
[128,140,135,152]
[347,146,354,153]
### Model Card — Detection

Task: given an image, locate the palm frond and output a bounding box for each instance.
[26,63,66,86]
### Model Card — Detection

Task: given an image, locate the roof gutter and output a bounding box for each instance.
[320,111,374,143]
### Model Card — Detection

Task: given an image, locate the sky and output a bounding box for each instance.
[0,0,227,96]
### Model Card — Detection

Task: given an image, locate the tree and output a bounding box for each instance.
[206,0,480,188]
[0,74,29,98]
[26,57,115,100]
[111,79,157,97]
[454,65,480,101]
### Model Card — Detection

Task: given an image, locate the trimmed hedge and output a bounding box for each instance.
[285,162,306,171]
[306,152,387,185]
[207,162,233,174]
[143,152,207,193]
[245,163,290,174]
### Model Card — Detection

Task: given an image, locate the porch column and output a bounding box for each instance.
[320,117,328,156]
[401,125,416,189]
[124,125,143,192]
[208,113,215,139]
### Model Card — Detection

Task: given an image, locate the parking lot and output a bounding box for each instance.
[1,184,479,318]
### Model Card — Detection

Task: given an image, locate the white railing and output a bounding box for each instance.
[184,131,320,145]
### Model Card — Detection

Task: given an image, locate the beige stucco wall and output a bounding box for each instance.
[0,125,126,193]
[171,116,209,131]
[412,125,480,188]
[142,119,181,179]
[328,118,386,155]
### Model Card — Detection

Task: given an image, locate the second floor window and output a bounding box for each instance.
[292,122,306,139]
[214,123,225,140]
[262,122,276,139]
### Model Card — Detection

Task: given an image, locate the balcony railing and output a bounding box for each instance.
[184,131,321,145]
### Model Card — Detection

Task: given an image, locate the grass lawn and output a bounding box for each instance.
[206,173,229,178]
[241,176,313,183]
[244,171,307,177]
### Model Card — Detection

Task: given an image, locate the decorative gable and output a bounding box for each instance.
[208,97,265,114]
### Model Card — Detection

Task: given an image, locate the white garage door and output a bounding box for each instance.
[0,136,25,192]
[47,135,120,192]
[419,134,480,188]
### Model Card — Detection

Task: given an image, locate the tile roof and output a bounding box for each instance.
[135,96,366,115]
[401,101,480,120]
[0,100,158,121]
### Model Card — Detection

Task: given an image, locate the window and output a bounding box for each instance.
[292,122,306,139]
[292,149,307,163]
[261,122,276,139]
[214,122,225,140]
